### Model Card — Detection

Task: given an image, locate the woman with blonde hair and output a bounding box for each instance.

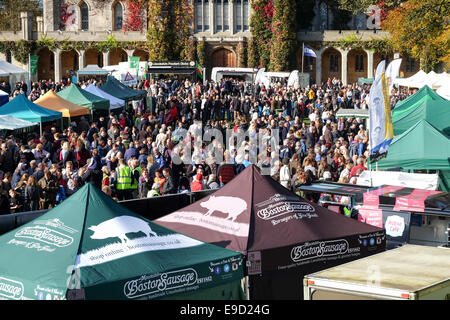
[147,154,158,180]
[59,140,75,167]
[32,143,50,164]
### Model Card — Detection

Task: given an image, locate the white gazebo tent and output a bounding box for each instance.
[436,84,450,100]
[0,60,29,94]
[84,83,125,111]
[393,70,450,89]
[0,115,38,130]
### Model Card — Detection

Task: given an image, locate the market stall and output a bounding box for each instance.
[357,186,450,249]
[84,84,125,111]
[100,76,147,104]
[0,60,29,95]
[56,83,110,114]
[375,119,450,191]
[34,90,90,119]
[0,93,62,135]
[437,83,450,100]
[156,165,386,300]
[0,115,38,130]
[77,64,110,83]
[392,85,445,122]
[392,99,450,136]
[0,183,245,300]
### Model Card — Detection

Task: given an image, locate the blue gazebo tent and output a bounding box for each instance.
[0,94,62,135]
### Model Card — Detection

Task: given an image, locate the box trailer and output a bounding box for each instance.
[303,244,450,300]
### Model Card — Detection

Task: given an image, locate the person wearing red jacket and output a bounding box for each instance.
[190,173,203,192]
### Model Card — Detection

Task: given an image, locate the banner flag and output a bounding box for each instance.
[196,62,203,80]
[369,60,393,160]
[385,58,402,93]
[129,56,140,72]
[30,55,39,76]
[303,45,317,58]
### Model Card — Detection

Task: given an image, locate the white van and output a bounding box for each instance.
[210,67,258,83]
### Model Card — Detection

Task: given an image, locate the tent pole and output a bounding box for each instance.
[40,122,42,137]
[245,276,250,300]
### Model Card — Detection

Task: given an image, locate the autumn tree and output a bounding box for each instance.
[268,0,297,71]
[382,0,450,71]
[249,0,274,68]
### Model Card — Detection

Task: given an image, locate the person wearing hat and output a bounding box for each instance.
[147,182,161,197]
[101,166,110,189]
[190,173,203,192]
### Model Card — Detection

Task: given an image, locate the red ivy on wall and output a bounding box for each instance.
[123,0,146,31]
[59,3,75,30]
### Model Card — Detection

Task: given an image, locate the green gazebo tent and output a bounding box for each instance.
[376,119,450,191]
[100,76,147,103]
[392,85,445,121]
[393,99,450,136]
[0,183,245,300]
[57,83,110,112]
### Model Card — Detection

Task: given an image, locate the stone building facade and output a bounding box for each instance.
[0,0,420,85]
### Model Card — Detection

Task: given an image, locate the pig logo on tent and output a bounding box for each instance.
[88,216,157,244]
[200,196,247,222]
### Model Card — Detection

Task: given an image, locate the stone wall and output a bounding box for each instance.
[43,0,147,33]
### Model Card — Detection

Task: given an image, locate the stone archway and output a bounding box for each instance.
[110,48,128,65]
[133,49,149,62]
[321,47,341,83]
[61,49,79,80]
[37,48,55,81]
[211,47,236,68]
[85,48,103,67]
[347,49,367,84]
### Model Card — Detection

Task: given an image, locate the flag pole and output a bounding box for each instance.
[302,43,304,74]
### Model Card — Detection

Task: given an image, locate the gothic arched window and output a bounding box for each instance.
[80,1,89,30]
[114,2,123,31]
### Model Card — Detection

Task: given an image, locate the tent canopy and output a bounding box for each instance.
[100,76,146,102]
[57,83,110,111]
[156,165,385,299]
[0,115,38,130]
[0,94,62,123]
[34,90,90,118]
[358,77,374,85]
[0,60,30,94]
[336,108,369,119]
[157,165,384,269]
[393,70,449,89]
[84,84,125,110]
[376,119,450,170]
[393,99,450,136]
[437,84,450,100]
[392,85,445,120]
[0,183,245,300]
[77,64,110,76]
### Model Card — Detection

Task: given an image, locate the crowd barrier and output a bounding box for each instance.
[0,189,217,235]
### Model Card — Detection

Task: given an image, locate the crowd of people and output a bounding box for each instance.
[0,74,416,215]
